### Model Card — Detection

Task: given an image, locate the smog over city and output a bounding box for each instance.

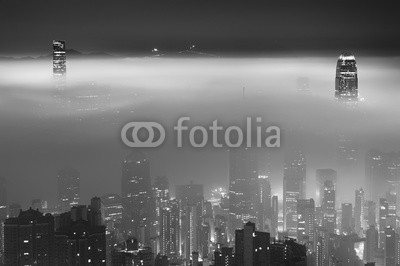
[0,1,400,266]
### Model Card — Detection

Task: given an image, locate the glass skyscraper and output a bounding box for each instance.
[228,148,258,238]
[53,40,66,85]
[335,53,358,103]
[121,151,152,245]
[283,149,306,239]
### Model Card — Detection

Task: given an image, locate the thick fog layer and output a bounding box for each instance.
[0,57,399,207]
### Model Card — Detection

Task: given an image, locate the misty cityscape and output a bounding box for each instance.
[1,39,400,266]
[1,1,400,266]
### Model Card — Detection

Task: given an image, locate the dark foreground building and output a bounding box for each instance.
[54,204,106,265]
[214,246,234,266]
[270,238,307,265]
[4,208,55,265]
[4,200,106,266]
[235,221,270,266]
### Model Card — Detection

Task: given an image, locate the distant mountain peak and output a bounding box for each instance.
[66,49,83,55]
[0,49,115,61]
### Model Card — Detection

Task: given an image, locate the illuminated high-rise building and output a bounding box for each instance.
[296,199,315,250]
[176,183,203,261]
[121,151,152,244]
[151,176,170,251]
[379,198,388,249]
[322,180,336,234]
[57,166,80,213]
[271,195,279,239]
[283,149,306,239]
[157,199,179,257]
[53,41,66,72]
[101,194,123,233]
[159,205,177,256]
[257,175,271,232]
[153,176,170,233]
[257,150,272,232]
[228,148,258,237]
[354,188,364,236]
[152,178,167,197]
[53,40,66,84]
[0,177,6,265]
[396,235,400,266]
[322,180,335,212]
[316,169,337,207]
[386,188,397,229]
[101,193,123,265]
[314,206,323,227]
[335,53,358,103]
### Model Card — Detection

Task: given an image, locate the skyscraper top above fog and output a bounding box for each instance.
[335,53,358,101]
[53,40,66,74]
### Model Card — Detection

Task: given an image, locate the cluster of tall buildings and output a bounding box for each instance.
[0,150,301,266]
[224,146,400,265]
[3,201,106,265]
[3,150,400,265]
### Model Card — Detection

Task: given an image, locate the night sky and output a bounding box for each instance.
[1,1,399,56]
